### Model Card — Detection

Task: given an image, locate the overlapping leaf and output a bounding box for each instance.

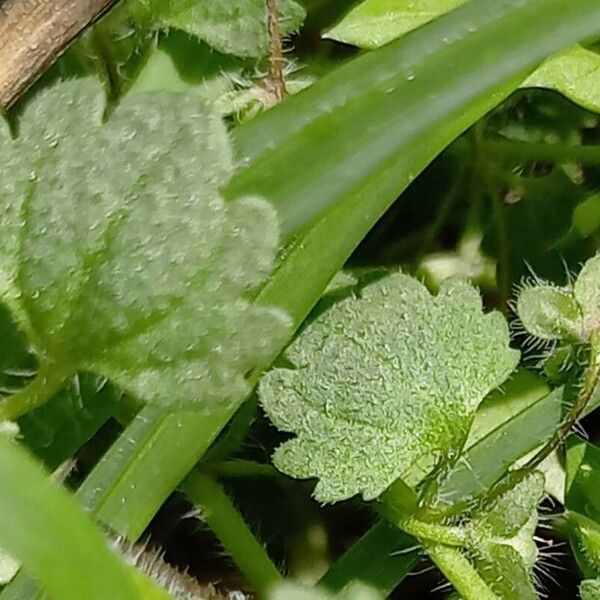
[106,0,305,60]
[326,1,600,114]
[260,272,519,502]
[0,79,290,410]
[465,472,544,600]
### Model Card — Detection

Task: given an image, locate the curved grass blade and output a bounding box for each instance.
[0,435,138,600]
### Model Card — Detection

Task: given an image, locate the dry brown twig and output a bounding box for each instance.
[0,0,118,110]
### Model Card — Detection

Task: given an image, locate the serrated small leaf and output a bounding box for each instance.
[574,255,600,334]
[260,272,519,502]
[0,79,290,410]
[581,579,600,600]
[516,285,583,341]
[466,472,544,600]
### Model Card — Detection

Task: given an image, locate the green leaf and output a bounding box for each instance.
[326,3,600,114]
[0,79,290,412]
[109,0,305,61]
[260,272,518,502]
[566,436,600,523]
[516,285,583,341]
[525,45,600,114]
[319,520,418,595]
[582,579,600,600]
[0,435,138,600]
[465,472,544,600]
[270,580,382,600]
[9,1,600,596]
[575,255,600,334]
[483,168,586,289]
[163,0,306,59]
[325,0,466,50]
[18,375,121,470]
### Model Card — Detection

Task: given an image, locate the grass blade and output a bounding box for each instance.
[0,435,137,600]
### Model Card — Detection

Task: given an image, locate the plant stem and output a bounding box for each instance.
[264,0,286,102]
[199,459,279,478]
[523,330,600,472]
[0,369,70,421]
[391,516,466,547]
[181,471,283,598]
[425,543,498,600]
[486,139,600,165]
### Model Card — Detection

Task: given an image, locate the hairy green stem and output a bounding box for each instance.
[391,516,466,547]
[425,543,498,600]
[180,471,283,597]
[0,369,70,421]
[523,330,600,472]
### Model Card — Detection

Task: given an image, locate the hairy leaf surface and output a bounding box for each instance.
[582,579,600,600]
[260,272,518,502]
[0,79,290,409]
[110,0,305,59]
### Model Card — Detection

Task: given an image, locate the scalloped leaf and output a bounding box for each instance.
[0,79,290,410]
[260,272,519,502]
[466,472,544,600]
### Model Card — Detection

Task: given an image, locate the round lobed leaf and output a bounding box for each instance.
[260,272,519,503]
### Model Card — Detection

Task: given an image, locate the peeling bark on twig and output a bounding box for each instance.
[0,0,118,110]
[263,0,286,103]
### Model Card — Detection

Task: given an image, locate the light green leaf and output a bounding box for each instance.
[525,45,600,114]
[270,580,382,600]
[582,579,600,600]
[0,79,290,411]
[515,254,600,345]
[260,272,518,502]
[516,285,583,341]
[466,472,544,600]
[325,0,466,50]
[575,255,600,334]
